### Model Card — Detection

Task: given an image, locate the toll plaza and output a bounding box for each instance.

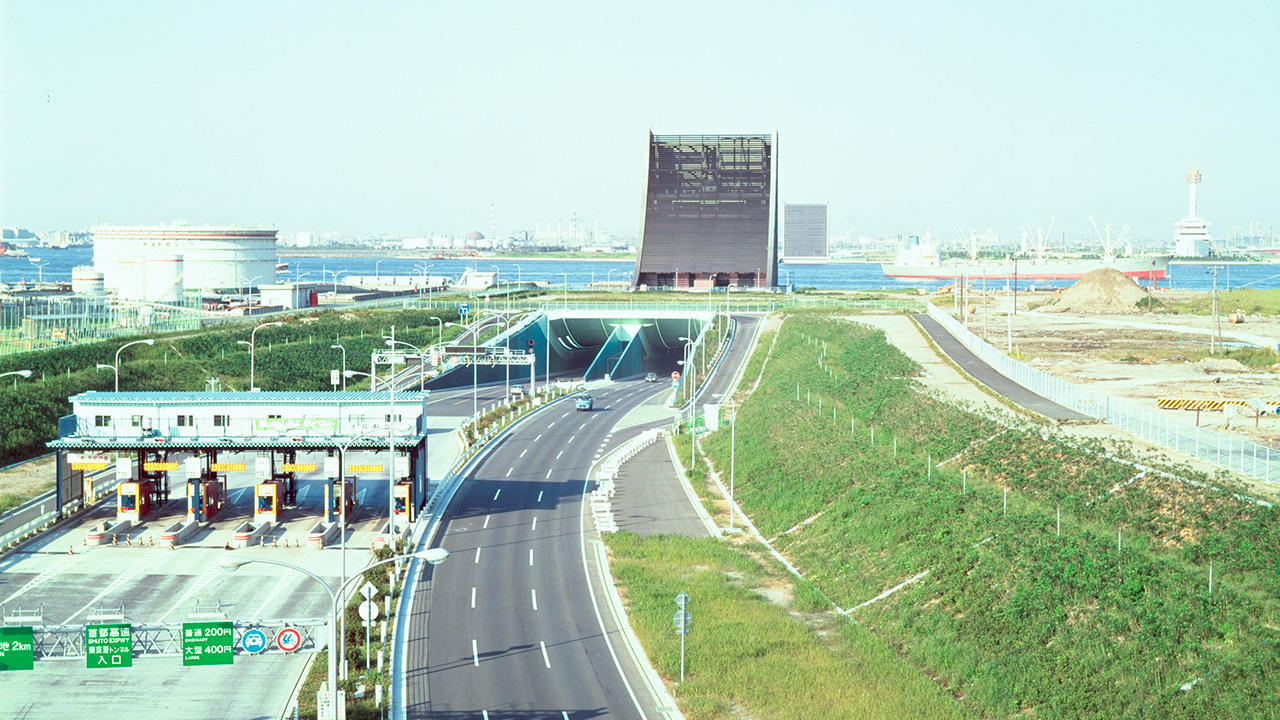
[48,391,432,546]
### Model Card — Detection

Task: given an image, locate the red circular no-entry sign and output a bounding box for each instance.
[671,371,680,380]
[276,627,303,653]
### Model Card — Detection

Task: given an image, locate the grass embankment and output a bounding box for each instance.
[605,533,974,720]
[0,307,463,467]
[1152,287,1280,316]
[696,313,1277,718]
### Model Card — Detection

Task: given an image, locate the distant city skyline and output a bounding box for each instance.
[2,1,1276,245]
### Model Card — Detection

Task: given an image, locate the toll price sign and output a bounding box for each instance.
[182,621,234,667]
[86,623,132,669]
[0,626,34,671]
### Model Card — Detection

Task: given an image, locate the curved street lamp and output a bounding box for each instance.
[97,338,155,392]
[385,338,426,391]
[237,321,283,391]
[330,344,347,390]
[219,547,449,716]
[1,369,33,390]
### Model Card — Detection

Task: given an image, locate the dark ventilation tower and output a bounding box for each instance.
[633,132,778,289]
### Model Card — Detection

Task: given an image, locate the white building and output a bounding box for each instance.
[92,225,278,300]
[1173,169,1212,257]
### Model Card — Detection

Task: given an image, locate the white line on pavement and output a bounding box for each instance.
[545,468,553,479]
[492,489,501,501]
[483,514,490,529]
[471,587,476,609]
[555,450,563,460]
[506,467,513,477]
[531,588,538,611]
[519,448,528,458]
[540,640,551,668]
[578,423,586,431]
[547,422,555,429]
[473,639,479,667]
[534,434,542,443]
[531,516,538,532]
[529,548,534,566]
[474,547,482,564]
[536,490,543,503]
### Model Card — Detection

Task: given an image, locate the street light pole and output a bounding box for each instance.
[99,338,156,392]
[729,399,736,531]
[0,369,33,390]
[385,338,425,391]
[330,344,347,390]
[237,321,282,391]
[219,547,449,720]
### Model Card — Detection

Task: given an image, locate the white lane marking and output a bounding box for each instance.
[566,436,574,444]
[252,570,298,619]
[483,712,489,720]
[492,489,501,501]
[471,587,476,609]
[505,467,513,477]
[563,713,570,720]
[519,448,528,458]
[61,555,150,625]
[531,588,538,611]
[531,516,538,532]
[540,640,551,668]
[474,547,482,564]
[547,421,555,429]
[529,548,534,566]
[472,639,479,667]
[578,422,586,431]
[536,490,543,503]
[483,514,490,529]
[555,450,563,460]
[534,434,542,443]
[545,468,553,479]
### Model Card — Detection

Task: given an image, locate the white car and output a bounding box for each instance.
[510,385,526,399]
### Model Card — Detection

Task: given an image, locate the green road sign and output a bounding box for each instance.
[182,621,234,666]
[0,626,34,671]
[86,623,132,668]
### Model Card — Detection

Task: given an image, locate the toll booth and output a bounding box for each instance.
[187,476,225,522]
[324,478,356,524]
[393,481,415,523]
[117,480,155,523]
[255,481,285,524]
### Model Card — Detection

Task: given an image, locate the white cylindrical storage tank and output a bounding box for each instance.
[145,255,184,303]
[71,266,106,297]
[116,257,147,300]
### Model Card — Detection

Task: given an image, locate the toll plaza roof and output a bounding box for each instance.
[66,391,427,405]
[50,390,429,452]
[47,434,419,451]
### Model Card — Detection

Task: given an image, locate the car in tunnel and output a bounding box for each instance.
[644,372,658,382]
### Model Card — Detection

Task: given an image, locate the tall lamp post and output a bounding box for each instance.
[1,369,32,390]
[96,338,155,392]
[385,338,426,391]
[330,344,347,390]
[219,547,449,720]
[429,316,444,346]
[445,321,478,417]
[237,321,283,391]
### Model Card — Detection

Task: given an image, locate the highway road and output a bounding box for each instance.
[403,380,667,719]
[401,314,765,718]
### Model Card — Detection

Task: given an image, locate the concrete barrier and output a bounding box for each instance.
[306,520,340,550]
[159,520,200,546]
[86,519,132,546]
[373,520,411,549]
[229,520,275,549]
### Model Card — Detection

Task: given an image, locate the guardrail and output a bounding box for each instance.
[588,429,665,535]
[924,303,1280,483]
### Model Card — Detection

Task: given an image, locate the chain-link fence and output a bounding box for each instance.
[925,303,1280,484]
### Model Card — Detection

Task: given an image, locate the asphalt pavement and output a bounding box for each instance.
[402,380,672,719]
[913,313,1090,422]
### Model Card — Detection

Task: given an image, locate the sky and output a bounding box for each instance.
[2,0,1277,245]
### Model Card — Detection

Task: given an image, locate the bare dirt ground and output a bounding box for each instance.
[0,454,57,507]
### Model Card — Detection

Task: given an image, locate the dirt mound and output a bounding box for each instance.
[1043,268,1148,314]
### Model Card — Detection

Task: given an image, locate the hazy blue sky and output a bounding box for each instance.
[2,1,1276,244]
